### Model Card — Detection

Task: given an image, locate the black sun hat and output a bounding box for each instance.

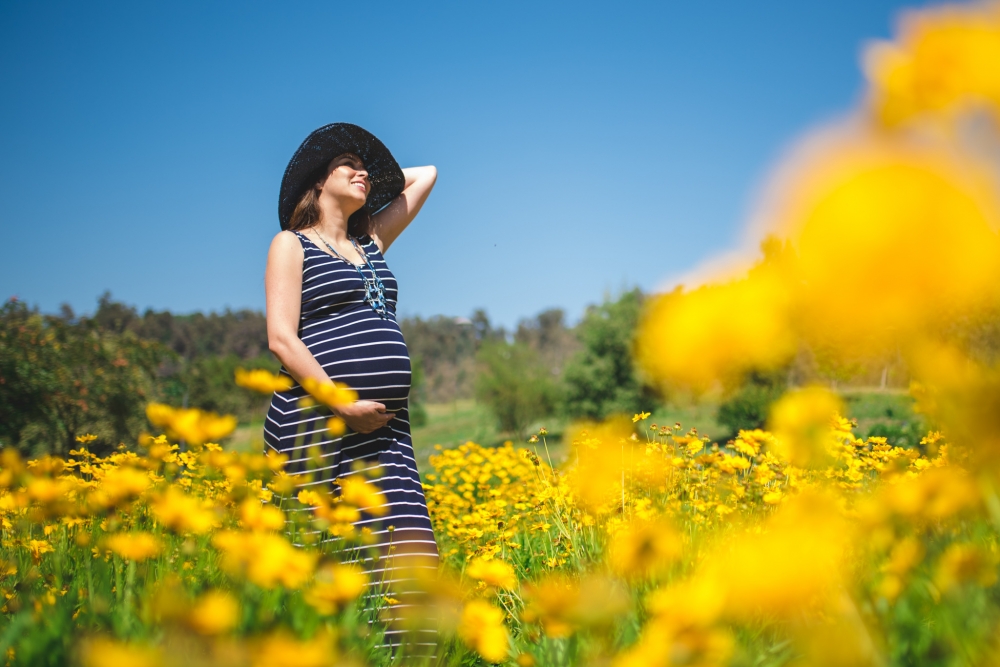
[278,123,405,231]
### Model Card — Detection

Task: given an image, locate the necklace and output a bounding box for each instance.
[313,229,389,319]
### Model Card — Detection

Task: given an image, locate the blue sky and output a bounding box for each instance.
[0,0,925,328]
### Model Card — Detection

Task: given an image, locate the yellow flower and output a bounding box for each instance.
[75,433,98,444]
[635,266,795,392]
[632,412,651,423]
[251,630,337,667]
[773,140,1000,358]
[458,600,509,663]
[187,590,239,635]
[104,532,162,562]
[26,477,71,504]
[645,576,726,628]
[235,368,293,393]
[864,3,1000,128]
[337,475,388,516]
[704,491,850,619]
[89,466,152,509]
[466,558,517,590]
[212,530,316,589]
[239,498,286,531]
[26,539,54,561]
[607,518,683,580]
[935,543,999,593]
[522,574,629,639]
[297,489,326,507]
[303,563,368,614]
[767,387,843,468]
[326,417,346,436]
[300,377,358,409]
[145,403,237,446]
[150,487,219,535]
[79,638,163,667]
[762,490,784,505]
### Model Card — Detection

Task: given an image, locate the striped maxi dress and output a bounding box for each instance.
[263,230,439,657]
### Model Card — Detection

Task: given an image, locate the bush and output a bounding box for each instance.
[561,289,657,420]
[716,369,787,439]
[475,340,556,439]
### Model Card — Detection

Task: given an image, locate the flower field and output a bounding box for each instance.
[5,1,1000,665]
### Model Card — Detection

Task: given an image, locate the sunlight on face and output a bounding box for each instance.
[318,152,369,202]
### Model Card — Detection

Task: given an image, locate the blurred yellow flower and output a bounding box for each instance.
[607,518,683,580]
[303,563,367,614]
[150,487,219,535]
[636,268,795,392]
[864,3,1000,127]
[251,630,337,667]
[774,141,1000,357]
[146,403,237,446]
[187,590,239,635]
[705,491,851,619]
[337,475,387,516]
[104,532,162,562]
[522,574,629,639]
[239,497,285,531]
[300,377,358,409]
[235,368,293,393]
[89,466,152,509]
[934,543,999,593]
[326,417,346,436]
[458,599,510,663]
[212,530,316,589]
[466,558,517,590]
[767,387,843,468]
[79,638,163,667]
[645,576,726,629]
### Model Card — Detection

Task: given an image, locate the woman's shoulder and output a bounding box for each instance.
[269,229,306,257]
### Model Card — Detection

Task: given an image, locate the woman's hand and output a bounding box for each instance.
[336,400,395,434]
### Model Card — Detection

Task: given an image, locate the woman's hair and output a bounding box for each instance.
[286,173,372,237]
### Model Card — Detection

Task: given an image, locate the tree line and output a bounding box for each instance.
[5,268,962,456]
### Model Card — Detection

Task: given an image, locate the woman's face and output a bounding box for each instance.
[318,153,369,210]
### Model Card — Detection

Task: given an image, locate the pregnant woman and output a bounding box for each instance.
[263,123,439,657]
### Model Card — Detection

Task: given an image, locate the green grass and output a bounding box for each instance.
[841,388,926,448]
[411,400,503,470]
[227,417,266,453]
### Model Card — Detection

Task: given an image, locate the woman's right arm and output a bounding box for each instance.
[265,231,393,434]
[266,231,329,384]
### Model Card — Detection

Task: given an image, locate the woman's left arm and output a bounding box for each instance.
[370,165,437,253]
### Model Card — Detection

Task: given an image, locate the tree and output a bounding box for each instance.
[561,289,657,420]
[475,340,556,440]
[0,298,168,455]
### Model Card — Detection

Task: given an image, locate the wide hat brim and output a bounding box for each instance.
[278,123,404,231]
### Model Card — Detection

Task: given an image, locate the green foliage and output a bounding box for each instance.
[561,289,657,420]
[409,355,428,428]
[716,369,788,438]
[400,315,479,403]
[0,299,168,455]
[182,352,279,419]
[475,340,556,439]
